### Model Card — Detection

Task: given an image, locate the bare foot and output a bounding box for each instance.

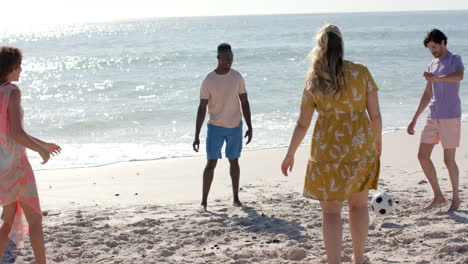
[424,197,446,210]
[200,202,207,212]
[352,254,370,264]
[233,199,243,207]
[447,198,461,212]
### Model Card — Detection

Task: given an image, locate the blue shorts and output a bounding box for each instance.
[206,122,243,160]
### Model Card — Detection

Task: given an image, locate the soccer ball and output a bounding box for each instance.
[370,192,394,216]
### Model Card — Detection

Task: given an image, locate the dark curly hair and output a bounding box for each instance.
[423,29,448,47]
[0,46,22,83]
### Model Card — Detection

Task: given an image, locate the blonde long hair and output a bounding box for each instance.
[305,24,345,97]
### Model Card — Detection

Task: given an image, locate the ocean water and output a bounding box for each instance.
[1,11,467,169]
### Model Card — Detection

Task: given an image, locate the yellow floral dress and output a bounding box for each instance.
[301,61,380,201]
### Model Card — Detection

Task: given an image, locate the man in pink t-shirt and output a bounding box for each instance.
[408,29,464,212]
[193,43,253,211]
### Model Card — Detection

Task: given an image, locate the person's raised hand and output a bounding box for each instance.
[44,142,62,156]
[39,148,50,164]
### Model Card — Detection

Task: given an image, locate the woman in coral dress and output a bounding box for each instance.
[0,46,61,263]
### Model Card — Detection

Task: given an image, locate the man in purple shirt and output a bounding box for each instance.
[408,29,464,212]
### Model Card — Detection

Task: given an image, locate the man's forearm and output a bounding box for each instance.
[194,108,206,139]
[413,95,431,120]
[437,74,463,82]
[241,102,252,129]
[435,70,464,82]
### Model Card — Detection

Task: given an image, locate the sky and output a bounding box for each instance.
[4,0,468,26]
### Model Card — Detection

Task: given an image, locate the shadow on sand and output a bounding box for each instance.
[0,241,17,264]
[206,205,311,241]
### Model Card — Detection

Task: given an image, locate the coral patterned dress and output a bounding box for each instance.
[301,61,380,201]
[0,83,42,247]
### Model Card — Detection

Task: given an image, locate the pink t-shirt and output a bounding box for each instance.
[200,69,246,128]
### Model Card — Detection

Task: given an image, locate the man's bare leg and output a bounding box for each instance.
[444,148,461,211]
[229,158,242,207]
[418,143,446,209]
[201,159,218,211]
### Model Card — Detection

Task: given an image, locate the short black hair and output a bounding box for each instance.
[423,29,448,47]
[217,43,232,54]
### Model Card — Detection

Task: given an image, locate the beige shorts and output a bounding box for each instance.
[420,118,461,149]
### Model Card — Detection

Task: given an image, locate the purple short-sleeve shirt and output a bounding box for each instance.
[428,52,464,118]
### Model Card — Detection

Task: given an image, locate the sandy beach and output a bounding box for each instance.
[1,125,467,264]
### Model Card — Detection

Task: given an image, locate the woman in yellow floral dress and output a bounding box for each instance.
[281,24,382,264]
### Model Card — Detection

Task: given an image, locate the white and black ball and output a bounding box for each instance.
[370,192,394,216]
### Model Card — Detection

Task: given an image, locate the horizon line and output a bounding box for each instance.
[117,8,468,21]
[32,8,468,26]
[1,8,467,30]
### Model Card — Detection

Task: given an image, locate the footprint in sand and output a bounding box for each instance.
[444,237,467,243]
[284,247,307,261]
[436,243,468,254]
[424,231,450,239]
